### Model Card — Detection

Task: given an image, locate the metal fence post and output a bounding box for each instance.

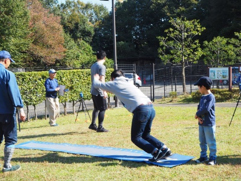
[152,63,155,102]
[171,66,173,92]
[164,78,166,98]
[175,76,177,92]
[45,100,47,120]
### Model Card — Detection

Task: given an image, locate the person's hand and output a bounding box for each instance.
[195,114,198,119]
[20,112,26,121]
[104,91,108,99]
[198,117,203,124]
[55,87,60,91]
[94,74,100,80]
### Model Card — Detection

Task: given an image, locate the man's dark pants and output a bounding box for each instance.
[91,94,107,128]
[0,114,17,146]
[131,104,164,154]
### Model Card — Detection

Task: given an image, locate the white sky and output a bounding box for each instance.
[58,0,114,11]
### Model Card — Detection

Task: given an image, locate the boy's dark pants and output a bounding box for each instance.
[131,104,164,154]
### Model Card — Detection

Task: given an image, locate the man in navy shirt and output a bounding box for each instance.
[0,50,26,172]
[45,69,60,126]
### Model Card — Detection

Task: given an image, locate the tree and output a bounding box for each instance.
[61,33,96,68]
[56,0,94,44]
[26,0,65,66]
[230,32,241,62]
[39,0,58,9]
[0,0,31,67]
[158,17,205,93]
[202,36,236,67]
[196,0,241,42]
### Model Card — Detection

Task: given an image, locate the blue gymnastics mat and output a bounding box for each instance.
[16,141,194,168]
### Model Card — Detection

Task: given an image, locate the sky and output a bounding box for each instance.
[58,0,115,11]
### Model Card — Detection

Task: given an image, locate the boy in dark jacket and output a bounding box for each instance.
[194,76,217,165]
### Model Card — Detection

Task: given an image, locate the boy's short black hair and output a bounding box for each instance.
[194,76,212,89]
[111,69,124,79]
[96,50,106,60]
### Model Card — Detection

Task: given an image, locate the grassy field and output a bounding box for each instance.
[1,106,241,181]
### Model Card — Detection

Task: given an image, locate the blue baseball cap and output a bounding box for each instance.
[49,69,56,74]
[0,50,15,63]
[194,76,212,88]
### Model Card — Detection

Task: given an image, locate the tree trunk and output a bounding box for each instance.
[34,105,37,120]
[64,102,67,115]
[27,105,30,121]
[182,58,186,94]
[73,101,75,115]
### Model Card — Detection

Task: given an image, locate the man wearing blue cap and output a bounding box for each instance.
[45,69,60,126]
[0,50,26,172]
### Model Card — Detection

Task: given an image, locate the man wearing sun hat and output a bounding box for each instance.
[45,69,60,126]
[0,50,26,172]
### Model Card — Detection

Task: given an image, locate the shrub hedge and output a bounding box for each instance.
[191,88,240,102]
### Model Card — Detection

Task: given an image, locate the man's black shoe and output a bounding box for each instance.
[89,124,97,131]
[149,148,171,162]
[97,127,109,132]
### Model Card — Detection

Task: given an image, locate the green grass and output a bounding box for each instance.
[1,106,241,180]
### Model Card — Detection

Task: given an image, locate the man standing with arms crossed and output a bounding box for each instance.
[89,50,109,132]
[45,69,60,127]
[0,50,26,172]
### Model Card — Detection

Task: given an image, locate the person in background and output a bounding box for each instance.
[45,69,60,127]
[89,50,109,132]
[0,50,26,172]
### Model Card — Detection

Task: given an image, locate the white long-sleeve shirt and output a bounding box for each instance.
[93,76,151,112]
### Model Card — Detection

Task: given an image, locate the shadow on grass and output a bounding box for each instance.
[18,132,83,139]
[217,155,241,165]
[13,152,145,168]
[184,155,241,166]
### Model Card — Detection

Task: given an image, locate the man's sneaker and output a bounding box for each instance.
[207,158,216,165]
[156,148,171,161]
[195,157,208,163]
[165,149,172,157]
[50,123,58,127]
[2,165,21,173]
[97,127,109,132]
[149,148,171,162]
[89,124,97,131]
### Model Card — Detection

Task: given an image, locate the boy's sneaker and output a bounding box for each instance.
[149,148,171,162]
[207,157,216,165]
[88,124,97,131]
[97,127,109,132]
[2,165,21,173]
[50,123,58,127]
[195,157,208,163]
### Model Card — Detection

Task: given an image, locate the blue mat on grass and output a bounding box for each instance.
[16,141,194,168]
